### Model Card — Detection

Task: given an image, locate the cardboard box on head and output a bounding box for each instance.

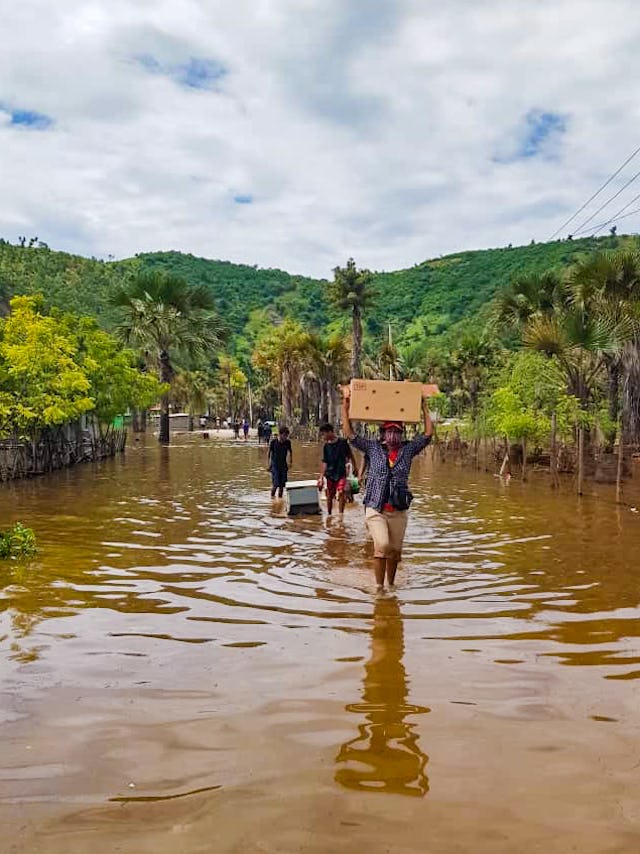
[348,379,424,423]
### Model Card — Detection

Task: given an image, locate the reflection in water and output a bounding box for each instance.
[335,596,430,796]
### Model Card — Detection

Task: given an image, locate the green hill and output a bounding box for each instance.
[0,233,632,361]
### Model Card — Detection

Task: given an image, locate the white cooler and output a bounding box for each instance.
[285,480,321,516]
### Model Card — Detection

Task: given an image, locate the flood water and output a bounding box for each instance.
[1,435,640,853]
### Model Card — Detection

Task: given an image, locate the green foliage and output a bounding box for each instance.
[485,351,581,442]
[0,241,134,325]
[0,522,37,560]
[0,235,630,365]
[429,391,449,419]
[66,315,164,424]
[0,295,164,437]
[0,295,94,435]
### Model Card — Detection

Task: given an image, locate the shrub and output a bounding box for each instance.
[0,522,37,559]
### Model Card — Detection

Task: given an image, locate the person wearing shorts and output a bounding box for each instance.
[341,389,433,592]
[317,423,354,515]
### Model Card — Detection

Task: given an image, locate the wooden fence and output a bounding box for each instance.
[0,426,127,482]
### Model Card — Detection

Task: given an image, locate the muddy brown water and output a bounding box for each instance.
[1,435,639,853]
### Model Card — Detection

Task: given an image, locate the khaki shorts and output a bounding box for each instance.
[365,506,409,559]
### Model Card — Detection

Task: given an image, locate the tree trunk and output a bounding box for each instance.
[607,359,620,426]
[521,435,527,482]
[132,408,148,433]
[616,427,624,504]
[159,350,171,444]
[550,411,559,489]
[577,426,584,496]
[299,378,309,426]
[320,379,329,424]
[351,306,363,379]
[328,385,339,426]
[601,356,620,451]
[622,339,640,444]
[282,363,294,425]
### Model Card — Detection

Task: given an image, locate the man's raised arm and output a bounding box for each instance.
[341,386,355,439]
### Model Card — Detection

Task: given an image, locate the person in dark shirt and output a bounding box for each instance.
[342,389,433,593]
[317,423,354,515]
[267,427,293,498]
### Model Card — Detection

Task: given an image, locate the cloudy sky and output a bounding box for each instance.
[2,0,640,277]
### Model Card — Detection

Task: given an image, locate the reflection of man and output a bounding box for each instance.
[335,596,430,797]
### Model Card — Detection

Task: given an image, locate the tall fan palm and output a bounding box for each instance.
[329,258,376,379]
[568,250,640,428]
[252,319,312,425]
[378,340,404,381]
[493,270,565,331]
[318,331,351,422]
[112,271,224,443]
[172,369,211,431]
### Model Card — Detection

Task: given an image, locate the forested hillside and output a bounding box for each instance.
[0,233,627,359]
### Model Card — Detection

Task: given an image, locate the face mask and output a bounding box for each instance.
[384,430,402,446]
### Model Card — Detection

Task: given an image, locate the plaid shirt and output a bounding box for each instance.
[349,433,431,511]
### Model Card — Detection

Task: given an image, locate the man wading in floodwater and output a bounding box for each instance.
[317,423,354,516]
[341,387,433,593]
[267,426,292,499]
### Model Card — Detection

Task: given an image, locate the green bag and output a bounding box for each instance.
[348,474,360,495]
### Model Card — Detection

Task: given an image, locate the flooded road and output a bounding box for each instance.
[1,435,639,853]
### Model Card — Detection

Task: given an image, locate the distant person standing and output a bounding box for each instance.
[317,423,354,516]
[257,419,264,444]
[242,417,250,441]
[341,388,433,593]
[263,421,273,444]
[268,427,292,498]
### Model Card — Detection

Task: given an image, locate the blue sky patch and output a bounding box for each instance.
[135,54,227,90]
[518,109,567,157]
[234,194,253,204]
[0,103,54,130]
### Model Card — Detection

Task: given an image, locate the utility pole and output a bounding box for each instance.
[247,381,253,426]
[388,322,393,381]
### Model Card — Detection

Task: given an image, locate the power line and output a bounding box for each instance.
[572,203,640,237]
[571,166,640,235]
[548,143,640,240]
[574,190,640,236]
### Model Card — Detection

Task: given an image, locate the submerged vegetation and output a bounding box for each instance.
[0,522,36,559]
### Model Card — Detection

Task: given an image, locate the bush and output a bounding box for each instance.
[0,522,37,559]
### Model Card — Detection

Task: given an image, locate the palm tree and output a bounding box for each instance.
[378,340,404,381]
[522,310,617,409]
[329,259,376,379]
[568,250,640,429]
[252,319,312,425]
[400,343,428,381]
[493,270,565,332]
[172,370,211,430]
[311,331,351,423]
[448,333,500,419]
[218,354,239,421]
[112,270,224,443]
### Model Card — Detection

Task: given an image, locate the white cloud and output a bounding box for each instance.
[1,0,640,277]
